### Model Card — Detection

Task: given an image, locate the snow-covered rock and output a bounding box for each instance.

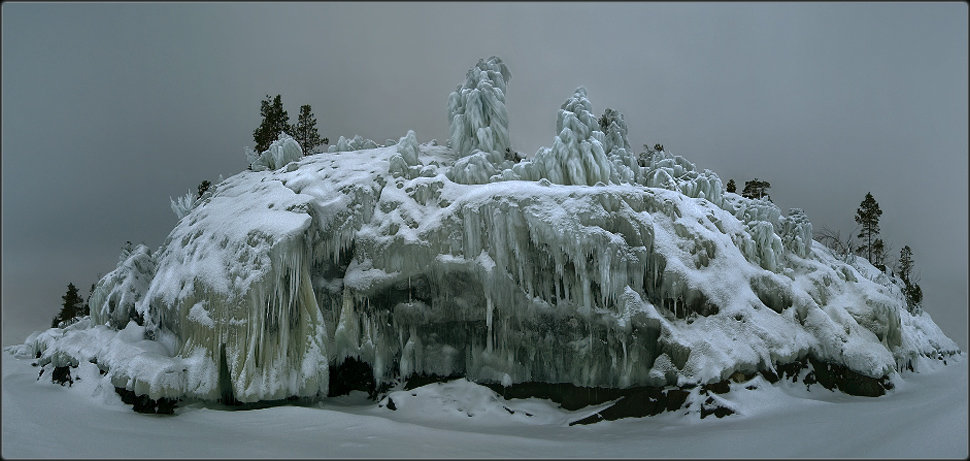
[19,57,960,406]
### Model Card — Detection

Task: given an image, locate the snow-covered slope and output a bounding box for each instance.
[10,57,959,408]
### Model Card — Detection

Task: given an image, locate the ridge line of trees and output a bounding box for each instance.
[816,192,923,312]
[253,94,327,154]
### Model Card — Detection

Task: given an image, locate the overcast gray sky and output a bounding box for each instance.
[2,2,967,348]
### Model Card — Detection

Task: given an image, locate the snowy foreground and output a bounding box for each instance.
[2,349,966,458]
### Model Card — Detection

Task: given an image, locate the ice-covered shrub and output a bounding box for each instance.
[599,108,638,184]
[448,56,511,160]
[251,133,303,171]
[170,192,197,220]
[90,243,157,329]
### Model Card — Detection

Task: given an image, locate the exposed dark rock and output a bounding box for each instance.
[568,387,690,425]
[385,397,397,411]
[328,357,377,398]
[806,356,892,397]
[700,395,735,419]
[51,366,74,387]
[113,387,178,414]
[404,373,462,391]
[701,380,730,394]
[759,367,780,383]
[156,397,178,414]
[483,381,631,411]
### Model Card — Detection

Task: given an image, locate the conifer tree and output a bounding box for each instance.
[726,179,736,193]
[291,104,323,155]
[871,238,886,271]
[252,94,292,153]
[197,180,211,199]
[854,192,883,262]
[52,283,84,328]
[898,245,914,281]
[742,178,771,201]
[897,245,923,311]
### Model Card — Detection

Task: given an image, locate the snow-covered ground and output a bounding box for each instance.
[3,350,966,458]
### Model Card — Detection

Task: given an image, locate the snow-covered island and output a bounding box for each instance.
[6,57,961,426]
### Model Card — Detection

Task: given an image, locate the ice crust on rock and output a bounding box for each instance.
[25,57,961,407]
[40,140,958,404]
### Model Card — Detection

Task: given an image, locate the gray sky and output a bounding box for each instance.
[2,2,967,349]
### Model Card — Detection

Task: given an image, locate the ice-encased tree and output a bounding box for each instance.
[448,56,511,162]
[90,243,157,329]
[599,107,637,184]
[170,191,197,220]
[388,130,423,178]
[532,87,613,186]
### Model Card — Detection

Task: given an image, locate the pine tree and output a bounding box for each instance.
[871,238,886,271]
[52,283,85,328]
[291,104,323,155]
[854,192,883,262]
[897,245,923,312]
[742,178,771,201]
[197,180,211,199]
[726,179,736,193]
[898,245,914,282]
[252,94,292,153]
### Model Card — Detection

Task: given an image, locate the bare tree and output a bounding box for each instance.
[815,226,857,262]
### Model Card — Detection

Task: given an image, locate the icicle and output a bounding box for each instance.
[486,295,494,353]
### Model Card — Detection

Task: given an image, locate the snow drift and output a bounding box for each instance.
[13,56,960,408]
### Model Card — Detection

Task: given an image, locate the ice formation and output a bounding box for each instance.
[21,57,960,408]
[90,243,157,329]
[447,56,511,159]
[251,133,304,171]
[328,134,379,153]
[528,87,614,186]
